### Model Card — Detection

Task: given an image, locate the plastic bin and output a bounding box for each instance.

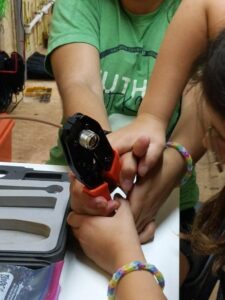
[0,113,15,162]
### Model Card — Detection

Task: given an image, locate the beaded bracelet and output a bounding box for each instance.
[166,141,193,185]
[107,261,165,300]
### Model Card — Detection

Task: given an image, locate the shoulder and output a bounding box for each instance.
[174,0,225,40]
[205,0,225,38]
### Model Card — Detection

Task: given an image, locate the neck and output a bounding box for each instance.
[121,0,164,15]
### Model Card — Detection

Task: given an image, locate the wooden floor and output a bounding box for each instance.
[10,80,62,164]
[7,79,225,299]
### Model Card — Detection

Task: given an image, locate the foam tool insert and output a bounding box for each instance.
[0,165,70,268]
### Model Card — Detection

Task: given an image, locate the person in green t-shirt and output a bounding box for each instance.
[46,0,198,238]
[46,0,225,272]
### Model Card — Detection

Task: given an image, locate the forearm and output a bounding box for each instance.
[169,85,206,163]
[69,200,166,300]
[56,81,109,128]
[51,43,110,129]
[138,0,208,126]
[112,249,166,300]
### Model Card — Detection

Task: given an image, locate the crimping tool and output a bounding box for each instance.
[60,113,121,201]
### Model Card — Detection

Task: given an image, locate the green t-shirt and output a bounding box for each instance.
[46,0,198,210]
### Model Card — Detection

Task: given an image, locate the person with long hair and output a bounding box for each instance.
[187,28,225,297]
[68,28,225,299]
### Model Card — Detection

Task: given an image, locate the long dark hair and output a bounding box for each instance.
[191,28,225,117]
[190,29,225,271]
[191,187,225,272]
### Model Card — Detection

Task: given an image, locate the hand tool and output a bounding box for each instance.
[60,113,121,201]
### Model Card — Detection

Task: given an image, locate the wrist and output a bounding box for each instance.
[166,141,193,185]
[112,246,146,274]
[108,261,165,300]
[137,112,167,131]
[163,147,187,185]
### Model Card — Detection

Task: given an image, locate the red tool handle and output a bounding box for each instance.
[83,182,111,201]
[83,149,121,201]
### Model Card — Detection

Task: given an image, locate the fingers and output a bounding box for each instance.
[89,197,120,216]
[138,221,156,244]
[138,140,165,177]
[119,152,137,193]
[67,211,82,228]
[113,196,131,217]
[107,128,133,155]
[85,197,120,216]
[70,177,120,216]
[132,136,150,158]
[131,135,153,177]
[117,134,165,181]
[67,197,130,230]
[128,177,148,222]
[119,136,150,192]
[67,211,96,241]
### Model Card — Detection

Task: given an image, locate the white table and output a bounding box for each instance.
[0,162,179,300]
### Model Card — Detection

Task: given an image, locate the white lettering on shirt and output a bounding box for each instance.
[131,79,147,98]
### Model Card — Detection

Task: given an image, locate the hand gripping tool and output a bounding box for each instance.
[60,113,121,201]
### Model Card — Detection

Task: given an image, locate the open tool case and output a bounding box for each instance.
[0,165,70,268]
